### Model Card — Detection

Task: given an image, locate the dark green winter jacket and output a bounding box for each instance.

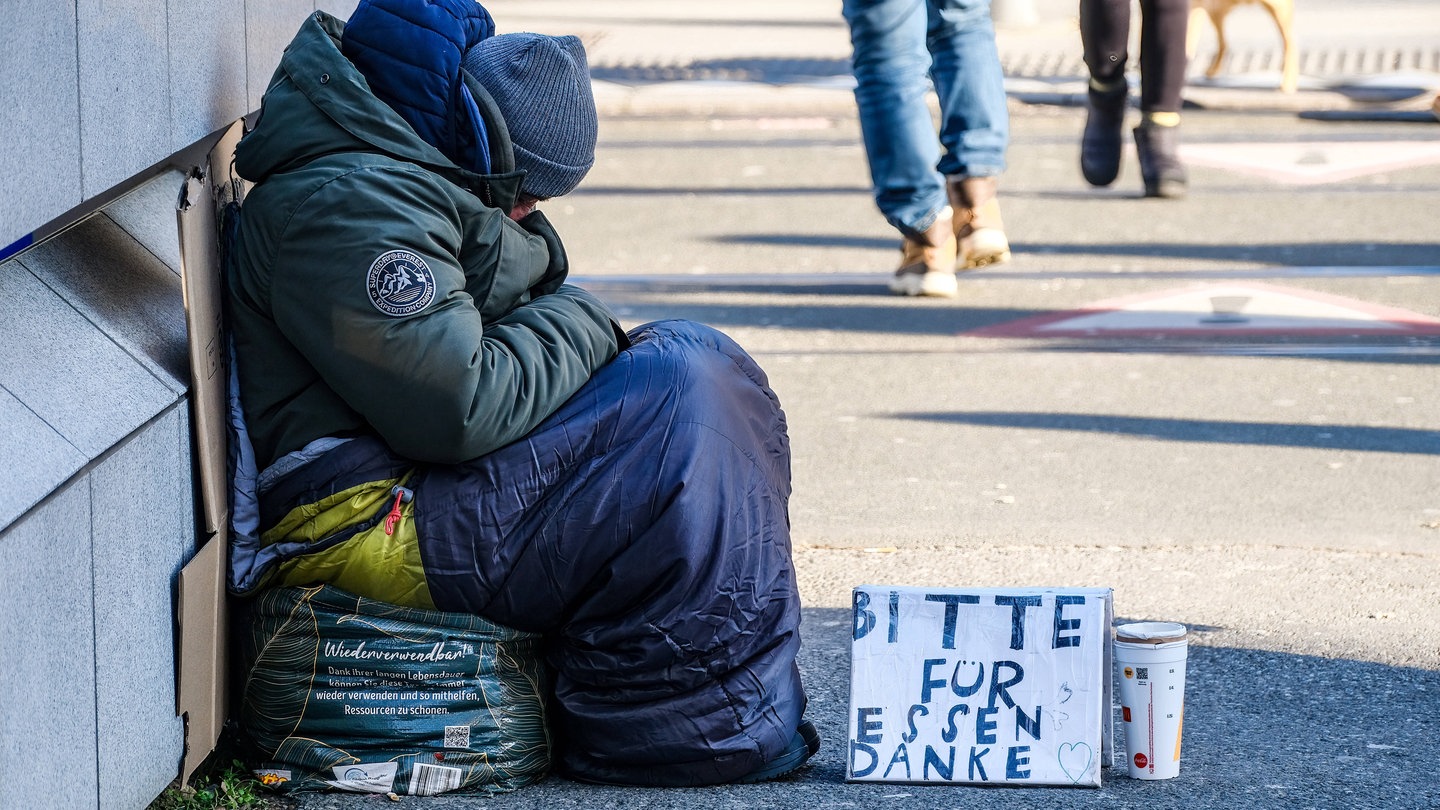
[228,12,622,469]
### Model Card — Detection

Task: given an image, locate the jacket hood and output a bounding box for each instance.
[342,0,496,176]
[236,12,524,209]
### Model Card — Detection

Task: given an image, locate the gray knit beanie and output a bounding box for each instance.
[462,33,597,199]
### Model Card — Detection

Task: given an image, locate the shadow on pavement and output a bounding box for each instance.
[893,411,1440,455]
[604,299,1044,334]
[294,607,1438,809]
[593,57,851,86]
[578,184,871,196]
[1014,241,1440,267]
[711,233,1440,268]
[597,300,1440,366]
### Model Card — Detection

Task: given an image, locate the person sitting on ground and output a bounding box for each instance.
[225,0,818,787]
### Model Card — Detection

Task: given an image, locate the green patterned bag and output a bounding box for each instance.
[238,585,551,795]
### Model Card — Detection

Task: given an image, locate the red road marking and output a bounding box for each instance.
[964,282,1440,338]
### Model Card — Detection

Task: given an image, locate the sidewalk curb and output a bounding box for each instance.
[592,75,1440,120]
[592,79,857,119]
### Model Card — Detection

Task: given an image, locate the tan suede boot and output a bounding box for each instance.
[947,176,1011,269]
[888,205,959,297]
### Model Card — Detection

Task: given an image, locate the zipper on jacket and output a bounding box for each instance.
[383,485,413,536]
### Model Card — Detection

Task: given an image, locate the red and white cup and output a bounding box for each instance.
[1114,622,1188,779]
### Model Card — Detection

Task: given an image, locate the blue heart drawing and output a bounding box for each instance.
[1058,741,1093,784]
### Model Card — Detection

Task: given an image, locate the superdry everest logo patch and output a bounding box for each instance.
[367,250,436,316]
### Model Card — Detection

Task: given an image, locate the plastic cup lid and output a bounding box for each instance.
[1115,621,1187,644]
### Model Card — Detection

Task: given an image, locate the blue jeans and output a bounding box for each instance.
[843,0,1009,238]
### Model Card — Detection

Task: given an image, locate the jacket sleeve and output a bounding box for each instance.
[265,165,621,464]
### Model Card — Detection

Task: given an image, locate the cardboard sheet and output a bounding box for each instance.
[175,118,248,783]
[848,585,1113,787]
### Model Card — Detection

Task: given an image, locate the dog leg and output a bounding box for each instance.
[1204,7,1229,79]
[1258,0,1299,93]
[1186,6,1206,61]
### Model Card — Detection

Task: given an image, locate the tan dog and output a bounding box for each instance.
[1189,0,1299,93]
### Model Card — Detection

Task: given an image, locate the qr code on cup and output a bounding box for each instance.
[443,725,471,749]
[1136,667,1149,680]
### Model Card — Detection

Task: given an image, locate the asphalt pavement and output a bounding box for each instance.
[280,1,1439,808]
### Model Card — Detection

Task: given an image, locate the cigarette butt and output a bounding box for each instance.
[862,547,899,554]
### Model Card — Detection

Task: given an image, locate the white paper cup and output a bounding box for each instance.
[1114,622,1188,779]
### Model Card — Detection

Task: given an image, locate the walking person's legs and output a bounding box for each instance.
[928,0,1011,268]
[1079,0,1131,186]
[844,0,959,297]
[1133,0,1190,197]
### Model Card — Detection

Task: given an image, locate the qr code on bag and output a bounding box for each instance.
[443,725,471,749]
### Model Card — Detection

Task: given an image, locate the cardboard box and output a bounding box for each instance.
[175,119,249,784]
[847,585,1114,787]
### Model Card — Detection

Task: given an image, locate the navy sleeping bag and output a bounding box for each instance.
[245,320,808,786]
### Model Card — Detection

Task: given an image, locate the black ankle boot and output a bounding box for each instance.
[1133,122,1188,199]
[1081,82,1127,187]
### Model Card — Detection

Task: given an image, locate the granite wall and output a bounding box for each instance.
[0,3,359,808]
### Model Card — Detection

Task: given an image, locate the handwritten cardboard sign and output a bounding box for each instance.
[847,586,1113,787]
